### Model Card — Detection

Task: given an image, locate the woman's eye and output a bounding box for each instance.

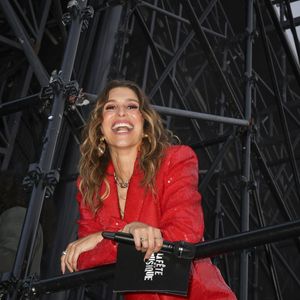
[104,105,116,110]
[128,104,139,110]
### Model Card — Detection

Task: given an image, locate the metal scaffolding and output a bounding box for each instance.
[0,0,300,299]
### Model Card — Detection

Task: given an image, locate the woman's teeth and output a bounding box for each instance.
[112,123,133,132]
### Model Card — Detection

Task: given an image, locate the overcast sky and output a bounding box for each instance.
[283,1,300,60]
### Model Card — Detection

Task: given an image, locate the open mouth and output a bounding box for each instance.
[112,122,134,133]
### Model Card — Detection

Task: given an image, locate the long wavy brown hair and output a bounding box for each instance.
[79,80,175,212]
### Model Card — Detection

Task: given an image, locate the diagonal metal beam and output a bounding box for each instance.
[0,0,49,86]
[271,244,300,288]
[149,0,219,98]
[134,7,202,140]
[180,0,243,118]
[140,0,190,24]
[149,31,195,98]
[256,0,300,201]
[0,94,40,117]
[263,0,300,86]
[0,35,22,49]
[252,169,283,300]
[0,0,52,171]
[200,131,237,191]
[12,0,38,39]
[252,140,295,221]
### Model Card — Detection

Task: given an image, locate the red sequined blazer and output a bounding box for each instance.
[77,145,236,300]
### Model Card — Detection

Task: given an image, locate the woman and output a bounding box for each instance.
[61,80,236,300]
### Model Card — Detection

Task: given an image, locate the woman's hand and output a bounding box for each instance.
[122,222,163,260]
[61,232,103,274]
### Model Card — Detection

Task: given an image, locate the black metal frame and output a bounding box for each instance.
[2,219,300,298]
[0,0,300,299]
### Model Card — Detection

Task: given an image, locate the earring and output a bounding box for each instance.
[97,136,106,156]
[143,133,150,142]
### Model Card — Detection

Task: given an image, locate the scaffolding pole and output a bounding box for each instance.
[5,1,88,299]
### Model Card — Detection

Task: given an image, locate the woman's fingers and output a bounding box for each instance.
[64,243,77,273]
[122,222,163,259]
[60,252,66,274]
[60,232,103,274]
[143,228,155,260]
[61,244,75,274]
[153,231,163,253]
[128,227,141,250]
[144,229,163,260]
[67,244,79,272]
[61,245,81,273]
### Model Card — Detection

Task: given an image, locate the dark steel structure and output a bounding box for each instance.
[0,0,300,299]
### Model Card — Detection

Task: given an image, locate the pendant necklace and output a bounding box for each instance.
[114,172,130,188]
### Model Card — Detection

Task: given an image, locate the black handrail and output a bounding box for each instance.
[14,218,300,297]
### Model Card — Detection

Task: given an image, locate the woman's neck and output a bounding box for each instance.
[110,148,138,182]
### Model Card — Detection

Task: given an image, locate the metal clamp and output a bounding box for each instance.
[43,170,60,200]
[22,164,60,200]
[62,1,94,30]
[80,6,94,31]
[23,163,43,191]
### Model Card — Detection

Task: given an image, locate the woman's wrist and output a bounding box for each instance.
[95,231,103,243]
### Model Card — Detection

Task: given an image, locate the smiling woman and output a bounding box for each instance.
[101,87,144,154]
[60,79,236,300]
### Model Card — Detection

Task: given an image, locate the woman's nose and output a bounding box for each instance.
[117,105,126,116]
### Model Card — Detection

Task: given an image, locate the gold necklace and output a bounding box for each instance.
[114,172,130,188]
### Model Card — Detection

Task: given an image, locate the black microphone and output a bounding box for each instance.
[102,231,195,259]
